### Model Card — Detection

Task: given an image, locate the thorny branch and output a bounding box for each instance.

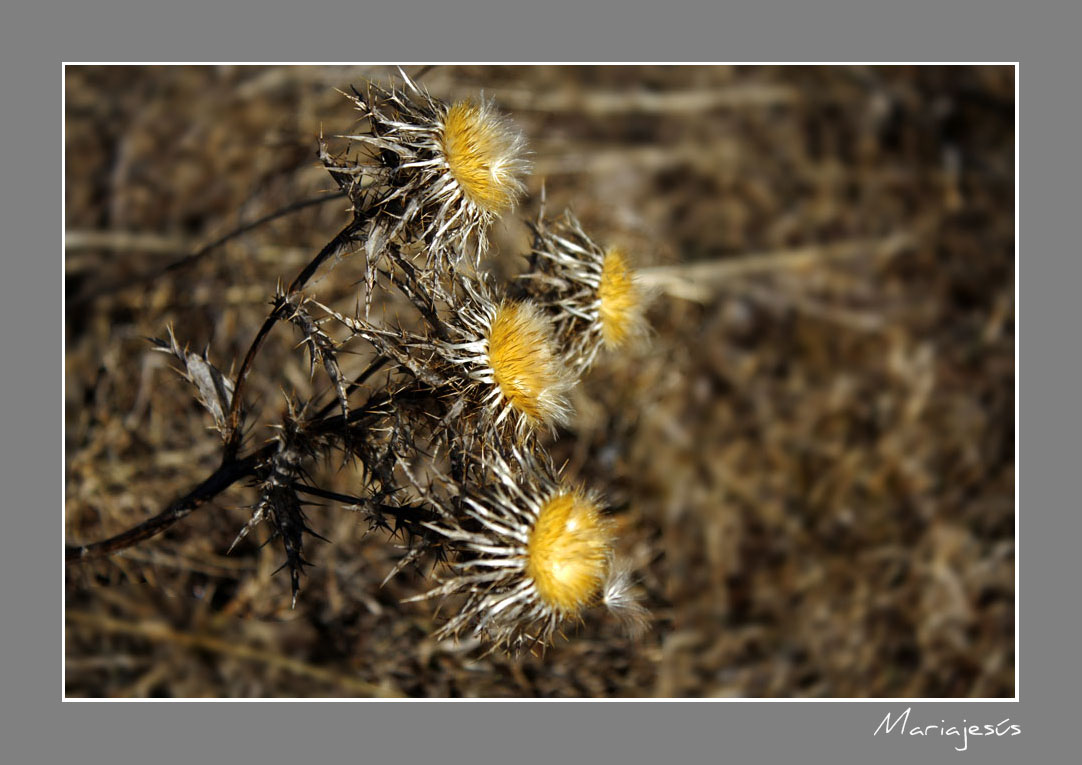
[223,221,363,460]
[66,444,274,561]
[67,71,649,650]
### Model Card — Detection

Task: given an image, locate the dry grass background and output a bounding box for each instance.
[64,65,1015,698]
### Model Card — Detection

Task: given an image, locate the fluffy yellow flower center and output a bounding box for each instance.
[526,492,610,614]
[441,101,520,215]
[487,301,565,426]
[597,247,640,348]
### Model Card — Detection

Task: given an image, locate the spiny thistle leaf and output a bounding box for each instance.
[150,326,237,438]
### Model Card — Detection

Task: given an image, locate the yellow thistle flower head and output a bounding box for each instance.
[438,279,574,441]
[440,100,528,218]
[597,246,645,350]
[526,490,611,616]
[334,74,530,269]
[525,210,648,373]
[486,300,571,432]
[411,449,646,650]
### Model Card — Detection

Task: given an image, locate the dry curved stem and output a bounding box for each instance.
[224,221,363,460]
[69,190,347,307]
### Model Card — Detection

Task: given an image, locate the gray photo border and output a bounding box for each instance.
[9,0,1074,762]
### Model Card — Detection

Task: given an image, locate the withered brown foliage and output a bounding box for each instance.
[65,65,1014,697]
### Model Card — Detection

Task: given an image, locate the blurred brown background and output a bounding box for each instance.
[65,65,1015,697]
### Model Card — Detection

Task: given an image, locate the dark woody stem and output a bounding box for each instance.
[223,222,363,461]
[65,444,275,562]
[65,382,419,562]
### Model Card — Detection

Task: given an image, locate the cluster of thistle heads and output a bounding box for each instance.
[163,72,649,652]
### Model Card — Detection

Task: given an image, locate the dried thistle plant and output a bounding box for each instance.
[66,69,649,653]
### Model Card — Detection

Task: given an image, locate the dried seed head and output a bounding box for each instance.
[525,210,648,373]
[436,279,574,441]
[597,246,644,350]
[329,75,530,269]
[440,101,528,217]
[486,300,571,431]
[412,450,644,650]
